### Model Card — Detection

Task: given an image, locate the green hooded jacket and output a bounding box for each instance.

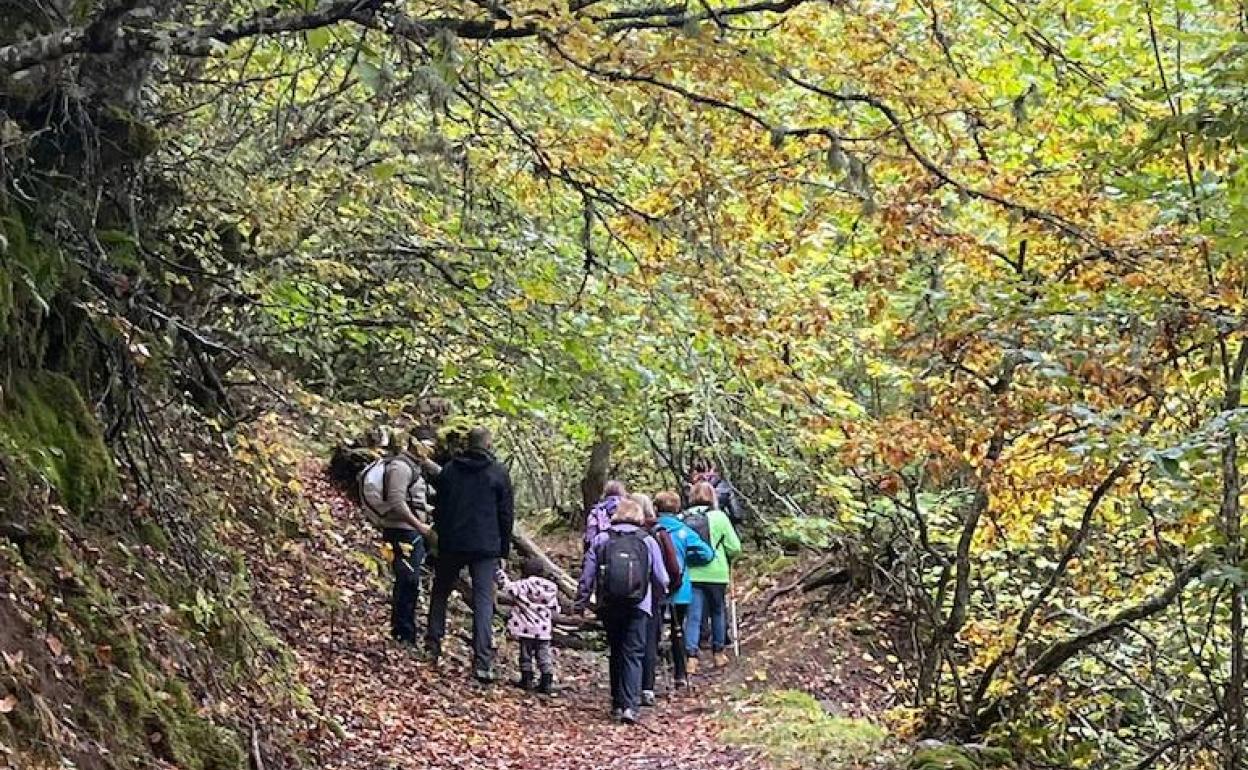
[683,506,741,584]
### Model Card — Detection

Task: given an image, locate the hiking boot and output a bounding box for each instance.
[640,690,656,707]
[620,708,640,725]
[474,667,496,684]
[513,671,535,691]
[674,677,689,689]
[686,656,699,675]
[714,652,730,668]
[537,673,554,695]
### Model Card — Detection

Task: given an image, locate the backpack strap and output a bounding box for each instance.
[362,458,395,520]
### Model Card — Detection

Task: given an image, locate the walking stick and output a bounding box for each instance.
[730,579,741,658]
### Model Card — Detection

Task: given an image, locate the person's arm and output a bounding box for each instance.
[717,511,742,561]
[497,467,515,559]
[648,536,670,594]
[544,581,561,615]
[494,568,517,600]
[583,509,600,551]
[420,458,442,478]
[574,540,600,611]
[384,462,417,526]
[684,525,716,566]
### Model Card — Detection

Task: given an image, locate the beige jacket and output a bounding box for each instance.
[377,455,433,535]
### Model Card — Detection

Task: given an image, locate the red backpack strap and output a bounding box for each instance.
[656,527,682,586]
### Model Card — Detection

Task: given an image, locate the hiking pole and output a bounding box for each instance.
[730,579,741,658]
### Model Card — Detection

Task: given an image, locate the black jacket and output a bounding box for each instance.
[431,449,514,558]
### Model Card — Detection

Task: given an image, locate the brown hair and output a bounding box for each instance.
[611,498,645,526]
[654,491,681,514]
[603,479,628,499]
[689,481,717,508]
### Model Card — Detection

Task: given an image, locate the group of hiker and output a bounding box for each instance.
[574,478,742,723]
[360,426,515,680]
[358,426,743,725]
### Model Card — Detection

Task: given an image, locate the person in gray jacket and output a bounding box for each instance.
[373,431,437,644]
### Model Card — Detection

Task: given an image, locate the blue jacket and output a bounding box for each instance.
[656,514,715,605]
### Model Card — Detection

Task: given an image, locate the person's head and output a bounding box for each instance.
[521,557,546,579]
[689,480,717,508]
[631,493,656,526]
[466,426,493,453]
[406,426,437,457]
[603,479,627,499]
[654,490,681,514]
[384,427,404,455]
[611,498,645,526]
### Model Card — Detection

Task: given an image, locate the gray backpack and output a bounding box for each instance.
[358,458,393,527]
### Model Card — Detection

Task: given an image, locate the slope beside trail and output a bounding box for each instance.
[239,462,770,770]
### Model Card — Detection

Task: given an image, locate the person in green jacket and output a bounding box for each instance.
[681,481,741,671]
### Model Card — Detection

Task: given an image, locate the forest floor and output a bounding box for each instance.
[236,461,905,770]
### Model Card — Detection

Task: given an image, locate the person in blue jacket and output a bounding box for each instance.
[653,490,714,689]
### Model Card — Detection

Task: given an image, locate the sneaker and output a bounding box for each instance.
[474,667,496,684]
[611,707,624,721]
[674,677,689,689]
[620,708,639,725]
[686,656,699,675]
[713,652,730,668]
[640,690,656,707]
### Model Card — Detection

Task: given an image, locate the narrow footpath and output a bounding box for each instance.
[240,462,769,770]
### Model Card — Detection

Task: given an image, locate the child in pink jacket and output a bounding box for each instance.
[495,558,560,694]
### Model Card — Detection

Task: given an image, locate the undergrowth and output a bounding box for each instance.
[721,689,892,769]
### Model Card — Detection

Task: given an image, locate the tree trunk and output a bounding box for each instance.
[578,435,611,518]
[1221,339,1248,770]
[512,523,578,599]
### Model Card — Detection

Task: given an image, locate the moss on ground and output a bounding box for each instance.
[0,210,72,348]
[721,689,890,768]
[908,745,1013,770]
[0,370,116,512]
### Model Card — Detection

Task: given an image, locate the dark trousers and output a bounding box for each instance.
[426,553,498,670]
[519,638,553,675]
[383,528,426,643]
[642,603,663,692]
[602,605,648,711]
[669,604,689,683]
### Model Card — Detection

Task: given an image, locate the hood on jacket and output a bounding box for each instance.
[523,577,559,604]
[450,449,495,471]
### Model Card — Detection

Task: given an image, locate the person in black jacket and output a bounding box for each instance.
[424,427,515,682]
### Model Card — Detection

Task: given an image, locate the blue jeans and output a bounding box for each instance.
[686,583,727,655]
[383,528,426,643]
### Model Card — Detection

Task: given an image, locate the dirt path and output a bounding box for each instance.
[242,464,767,770]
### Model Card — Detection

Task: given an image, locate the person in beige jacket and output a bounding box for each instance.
[373,432,437,644]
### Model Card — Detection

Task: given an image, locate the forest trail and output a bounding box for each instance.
[239,461,771,770]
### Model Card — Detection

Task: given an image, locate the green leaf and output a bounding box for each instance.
[306,27,333,52]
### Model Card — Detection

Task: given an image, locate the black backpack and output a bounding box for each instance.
[681,507,715,554]
[597,530,651,605]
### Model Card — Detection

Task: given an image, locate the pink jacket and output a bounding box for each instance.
[495,571,559,641]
